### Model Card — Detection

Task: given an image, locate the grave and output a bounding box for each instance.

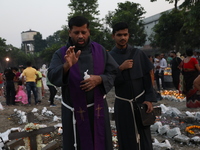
[7,113,58,150]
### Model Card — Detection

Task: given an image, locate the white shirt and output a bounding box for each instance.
[160,58,167,71]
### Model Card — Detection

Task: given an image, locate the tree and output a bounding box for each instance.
[0,37,7,58]
[105,1,147,47]
[149,9,185,52]
[46,30,65,47]
[40,44,63,64]
[59,25,69,44]
[150,0,182,9]
[67,0,112,47]
[33,32,47,52]
[180,1,200,48]
[0,37,6,47]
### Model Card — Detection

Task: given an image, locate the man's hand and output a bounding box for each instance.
[119,59,133,71]
[80,75,102,92]
[63,46,81,73]
[143,101,153,113]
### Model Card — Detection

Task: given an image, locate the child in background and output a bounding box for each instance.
[15,80,28,104]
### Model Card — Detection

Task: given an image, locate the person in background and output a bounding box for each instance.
[110,22,156,150]
[170,52,182,90]
[21,62,39,105]
[4,68,16,106]
[33,66,43,103]
[12,67,21,92]
[192,50,198,59]
[19,66,26,82]
[159,53,167,89]
[182,49,200,108]
[194,75,200,92]
[148,55,155,87]
[154,54,161,91]
[15,80,28,105]
[46,74,57,107]
[166,54,173,66]
[48,16,118,150]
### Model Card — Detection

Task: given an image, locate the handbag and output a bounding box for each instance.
[136,103,156,126]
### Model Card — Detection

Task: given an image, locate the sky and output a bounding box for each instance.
[0,0,184,48]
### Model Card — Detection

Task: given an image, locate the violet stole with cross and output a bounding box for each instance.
[68,42,105,150]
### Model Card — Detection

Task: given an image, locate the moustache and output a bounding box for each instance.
[77,39,85,42]
[120,39,126,42]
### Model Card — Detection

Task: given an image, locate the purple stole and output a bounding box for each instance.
[61,42,105,150]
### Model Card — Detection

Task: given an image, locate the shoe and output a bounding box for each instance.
[50,104,56,107]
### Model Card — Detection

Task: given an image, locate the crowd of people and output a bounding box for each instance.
[0,62,57,107]
[149,49,200,108]
[2,15,200,150]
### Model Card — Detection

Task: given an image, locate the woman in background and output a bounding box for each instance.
[4,68,16,106]
[182,49,200,108]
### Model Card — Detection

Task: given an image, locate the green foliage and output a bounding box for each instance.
[68,0,100,17]
[0,37,6,47]
[40,44,64,63]
[67,0,112,49]
[180,1,200,48]
[105,1,146,47]
[68,0,101,34]
[150,10,185,52]
[150,0,180,9]
[149,0,200,51]
[59,25,69,44]
[0,37,7,59]
[46,30,65,47]
[33,32,47,52]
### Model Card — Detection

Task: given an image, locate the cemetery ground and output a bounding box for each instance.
[1,88,200,149]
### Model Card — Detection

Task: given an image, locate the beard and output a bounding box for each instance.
[71,38,88,48]
[117,39,127,48]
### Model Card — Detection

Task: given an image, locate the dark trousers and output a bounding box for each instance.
[155,70,165,91]
[6,81,16,105]
[172,71,180,90]
[26,82,38,104]
[47,85,57,105]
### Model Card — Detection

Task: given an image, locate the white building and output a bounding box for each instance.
[21,29,38,54]
[142,8,173,51]
[142,13,161,50]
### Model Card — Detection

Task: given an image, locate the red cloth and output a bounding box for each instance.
[183,57,198,69]
[0,73,3,84]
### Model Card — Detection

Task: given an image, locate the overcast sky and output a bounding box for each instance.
[0,0,184,48]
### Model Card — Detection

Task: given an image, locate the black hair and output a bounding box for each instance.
[155,54,160,58]
[68,16,89,30]
[4,68,11,74]
[18,80,23,85]
[112,22,128,35]
[26,61,32,67]
[32,66,38,70]
[12,67,18,71]
[186,49,193,56]
[170,51,176,55]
